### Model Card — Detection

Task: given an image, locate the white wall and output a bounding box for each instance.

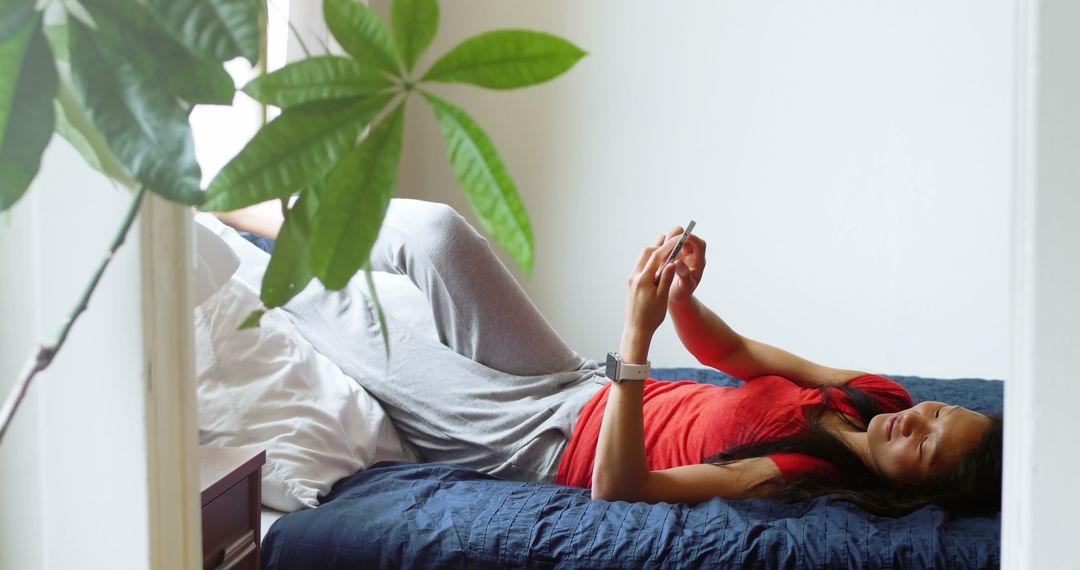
[381,0,1015,379]
[0,139,151,569]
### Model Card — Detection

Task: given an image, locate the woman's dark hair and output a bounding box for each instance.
[703,385,1004,518]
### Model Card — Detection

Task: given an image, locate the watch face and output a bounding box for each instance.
[606,352,619,381]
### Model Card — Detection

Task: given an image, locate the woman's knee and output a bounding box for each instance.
[390,199,484,256]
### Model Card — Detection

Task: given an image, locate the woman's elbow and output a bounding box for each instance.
[590,473,644,502]
[590,473,616,501]
[590,481,621,502]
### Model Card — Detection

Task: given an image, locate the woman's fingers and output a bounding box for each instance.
[656,259,677,298]
[679,235,705,261]
[679,235,707,279]
[677,259,698,289]
[642,236,676,277]
[633,244,658,274]
[667,260,694,303]
[633,230,691,285]
[685,235,706,256]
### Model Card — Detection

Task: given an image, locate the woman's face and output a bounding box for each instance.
[865,401,992,484]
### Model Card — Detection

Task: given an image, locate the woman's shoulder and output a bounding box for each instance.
[843,373,913,411]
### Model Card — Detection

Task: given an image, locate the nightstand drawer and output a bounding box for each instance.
[202,474,257,569]
[200,447,264,570]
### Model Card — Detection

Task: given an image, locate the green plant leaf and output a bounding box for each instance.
[310,103,404,290]
[423,30,585,90]
[243,55,393,109]
[81,0,235,107]
[391,0,438,73]
[0,0,34,46]
[363,262,390,357]
[0,18,33,141]
[0,19,57,212]
[239,309,265,329]
[146,0,263,64]
[45,23,132,183]
[423,92,534,274]
[53,72,137,187]
[80,0,153,30]
[68,18,203,205]
[202,93,394,212]
[323,0,399,76]
[262,189,320,308]
[150,35,236,107]
[54,99,99,171]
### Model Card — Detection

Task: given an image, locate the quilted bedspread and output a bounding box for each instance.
[262,369,1002,569]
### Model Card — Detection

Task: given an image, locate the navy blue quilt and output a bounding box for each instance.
[263,369,1002,569]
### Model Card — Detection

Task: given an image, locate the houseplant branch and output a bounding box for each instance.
[0,184,148,444]
[0,0,585,445]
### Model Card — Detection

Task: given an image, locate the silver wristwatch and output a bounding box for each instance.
[605,352,651,383]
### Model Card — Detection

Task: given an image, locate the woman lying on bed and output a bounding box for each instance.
[219,199,1003,518]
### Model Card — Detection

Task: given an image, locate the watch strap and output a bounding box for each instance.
[606,352,651,383]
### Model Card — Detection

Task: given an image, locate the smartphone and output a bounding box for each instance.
[658,220,696,278]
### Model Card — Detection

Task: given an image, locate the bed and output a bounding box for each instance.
[191,216,1002,569]
[261,369,1002,569]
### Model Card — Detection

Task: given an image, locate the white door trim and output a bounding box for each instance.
[141,195,202,570]
[1003,0,1035,566]
[1005,0,1080,567]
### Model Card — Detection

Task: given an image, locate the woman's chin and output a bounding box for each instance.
[866,414,884,444]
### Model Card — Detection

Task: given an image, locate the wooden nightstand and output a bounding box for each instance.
[199,446,266,570]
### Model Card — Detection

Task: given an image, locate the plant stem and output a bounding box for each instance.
[266,0,313,58]
[0,184,148,446]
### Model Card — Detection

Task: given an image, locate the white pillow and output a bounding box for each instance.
[192,215,424,512]
[191,221,239,308]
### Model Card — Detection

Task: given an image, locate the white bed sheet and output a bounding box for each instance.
[261,507,287,541]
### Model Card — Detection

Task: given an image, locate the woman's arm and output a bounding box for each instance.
[591,233,781,503]
[208,197,295,240]
[669,298,866,387]
[663,232,865,388]
[590,237,670,500]
[594,458,782,504]
[591,327,654,499]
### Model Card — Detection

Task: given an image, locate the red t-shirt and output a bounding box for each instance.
[555,374,912,488]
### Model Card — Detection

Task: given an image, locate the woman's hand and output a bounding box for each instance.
[668,232,706,307]
[623,233,679,356]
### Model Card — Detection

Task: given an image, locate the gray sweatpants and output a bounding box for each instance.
[282,199,607,483]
